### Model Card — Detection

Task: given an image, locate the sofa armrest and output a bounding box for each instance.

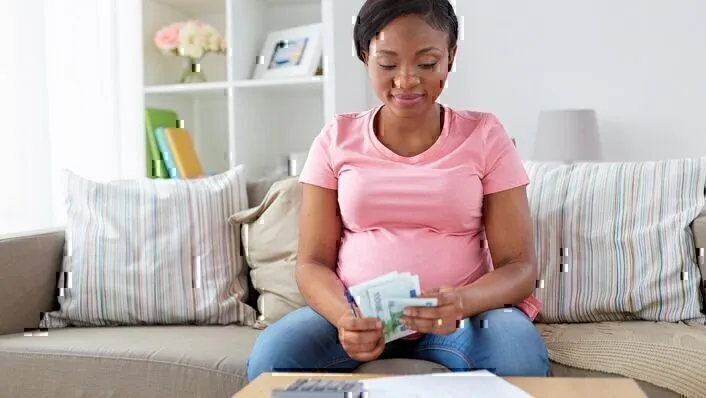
[0,228,64,335]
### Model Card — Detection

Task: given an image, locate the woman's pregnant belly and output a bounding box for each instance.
[336,227,489,292]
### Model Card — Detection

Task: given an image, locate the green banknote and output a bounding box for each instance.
[381,297,438,342]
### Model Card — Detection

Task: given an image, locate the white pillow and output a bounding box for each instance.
[525,158,706,324]
[39,166,257,327]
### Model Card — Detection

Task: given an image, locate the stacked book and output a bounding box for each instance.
[145,107,206,179]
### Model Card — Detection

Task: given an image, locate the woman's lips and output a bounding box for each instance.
[392,93,424,107]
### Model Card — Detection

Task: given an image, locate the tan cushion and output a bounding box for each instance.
[229,177,306,328]
[0,325,260,397]
[537,321,706,397]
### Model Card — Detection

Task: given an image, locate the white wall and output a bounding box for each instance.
[437,0,705,161]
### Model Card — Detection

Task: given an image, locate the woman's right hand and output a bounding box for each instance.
[336,312,385,362]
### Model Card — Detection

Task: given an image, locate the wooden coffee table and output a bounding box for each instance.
[234,372,648,398]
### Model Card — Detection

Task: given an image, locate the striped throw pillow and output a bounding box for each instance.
[525,158,706,324]
[39,166,257,328]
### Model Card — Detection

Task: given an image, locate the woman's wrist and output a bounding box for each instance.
[455,284,483,318]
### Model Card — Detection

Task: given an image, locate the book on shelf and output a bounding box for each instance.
[154,127,180,178]
[162,127,205,179]
[144,107,179,178]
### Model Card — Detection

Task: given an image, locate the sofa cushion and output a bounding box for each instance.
[537,321,706,397]
[229,177,306,329]
[39,167,257,328]
[246,174,287,210]
[525,159,706,323]
[0,325,260,397]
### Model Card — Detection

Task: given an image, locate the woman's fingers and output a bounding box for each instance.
[339,316,383,331]
[340,328,382,346]
[343,335,385,362]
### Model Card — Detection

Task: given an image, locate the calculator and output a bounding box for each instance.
[270,378,366,398]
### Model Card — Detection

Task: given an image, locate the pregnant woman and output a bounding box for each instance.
[247,0,550,380]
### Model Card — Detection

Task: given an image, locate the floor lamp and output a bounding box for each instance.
[532,109,604,163]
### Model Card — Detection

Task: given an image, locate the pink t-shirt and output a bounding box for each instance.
[298,104,541,320]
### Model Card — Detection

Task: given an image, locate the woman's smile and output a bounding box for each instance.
[392,93,425,108]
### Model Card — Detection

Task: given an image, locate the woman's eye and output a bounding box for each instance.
[377,62,437,70]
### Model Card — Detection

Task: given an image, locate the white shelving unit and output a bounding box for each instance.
[140,0,370,178]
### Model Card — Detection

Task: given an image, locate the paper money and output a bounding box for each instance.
[348,272,402,317]
[382,298,438,341]
[346,273,436,343]
[366,278,418,316]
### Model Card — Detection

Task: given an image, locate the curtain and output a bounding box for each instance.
[0,0,143,235]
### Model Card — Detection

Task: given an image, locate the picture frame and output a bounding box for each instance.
[253,23,323,80]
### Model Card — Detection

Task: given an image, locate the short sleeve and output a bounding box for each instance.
[481,114,529,195]
[298,123,338,190]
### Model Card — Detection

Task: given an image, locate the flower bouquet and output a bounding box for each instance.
[154,20,227,84]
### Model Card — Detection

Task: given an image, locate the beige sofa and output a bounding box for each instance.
[1,181,705,398]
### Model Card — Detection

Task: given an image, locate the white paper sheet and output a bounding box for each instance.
[361,370,534,398]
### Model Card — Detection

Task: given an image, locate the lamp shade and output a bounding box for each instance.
[532,109,603,162]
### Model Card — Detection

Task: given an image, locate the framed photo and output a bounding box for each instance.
[253,23,323,80]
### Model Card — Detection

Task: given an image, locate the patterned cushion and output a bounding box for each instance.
[525,158,706,323]
[39,166,257,328]
[536,321,706,397]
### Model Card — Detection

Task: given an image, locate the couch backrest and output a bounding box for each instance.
[244,179,706,314]
[3,181,703,335]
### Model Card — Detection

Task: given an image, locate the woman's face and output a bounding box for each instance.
[363,15,455,118]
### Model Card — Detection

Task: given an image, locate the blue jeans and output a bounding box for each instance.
[246,306,550,381]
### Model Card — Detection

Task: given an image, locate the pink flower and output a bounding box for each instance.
[154,23,181,52]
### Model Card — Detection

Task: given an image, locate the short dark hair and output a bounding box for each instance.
[353,0,459,63]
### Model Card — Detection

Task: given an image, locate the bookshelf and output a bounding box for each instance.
[140,0,369,178]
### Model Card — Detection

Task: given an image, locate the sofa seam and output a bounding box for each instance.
[0,350,248,382]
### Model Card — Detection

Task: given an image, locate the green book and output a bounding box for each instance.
[144,108,179,178]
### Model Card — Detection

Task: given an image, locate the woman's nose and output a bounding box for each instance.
[393,74,421,89]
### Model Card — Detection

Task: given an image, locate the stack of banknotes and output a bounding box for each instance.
[347,271,438,343]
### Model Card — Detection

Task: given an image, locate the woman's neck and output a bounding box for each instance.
[377,103,442,140]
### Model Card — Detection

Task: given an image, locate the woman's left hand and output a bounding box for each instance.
[399,285,465,336]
